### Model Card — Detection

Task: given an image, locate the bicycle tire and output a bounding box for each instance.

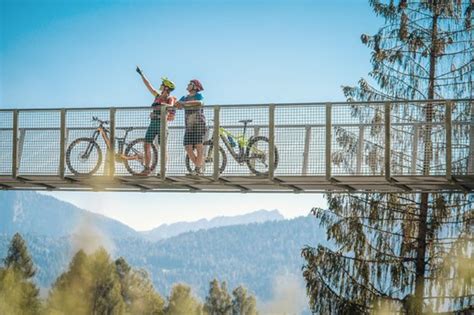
[66,137,102,175]
[124,138,158,175]
[245,136,279,175]
[185,140,227,175]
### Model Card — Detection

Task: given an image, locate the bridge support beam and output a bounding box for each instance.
[446,102,452,180]
[384,102,391,181]
[59,109,66,179]
[302,126,311,175]
[160,105,167,180]
[213,106,220,181]
[108,108,116,177]
[12,110,18,178]
[325,103,332,181]
[269,105,275,180]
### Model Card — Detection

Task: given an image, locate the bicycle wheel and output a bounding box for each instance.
[245,136,279,175]
[66,138,102,175]
[124,138,158,175]
[185,140,227,175]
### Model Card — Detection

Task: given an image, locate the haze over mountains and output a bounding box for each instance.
[0,191,285,239]
[0,191,323,308]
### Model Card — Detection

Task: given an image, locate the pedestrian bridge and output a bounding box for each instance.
[1,99,473,193]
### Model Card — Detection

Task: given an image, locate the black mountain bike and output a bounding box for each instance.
[185,119,279,176]
[66,117,158,175]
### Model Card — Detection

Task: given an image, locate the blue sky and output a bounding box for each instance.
[1,0,380,230]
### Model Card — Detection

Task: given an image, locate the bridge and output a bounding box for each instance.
[1,99,473,193]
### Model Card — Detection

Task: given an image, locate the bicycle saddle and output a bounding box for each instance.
[239,119,253,124]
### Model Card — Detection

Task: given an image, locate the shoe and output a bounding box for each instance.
[195,167,204,176]
[136,167,151,176]
[186,169,197,176]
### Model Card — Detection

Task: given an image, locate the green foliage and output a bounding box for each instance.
[0,233,41,315]
[232,285,258,315]
[46,248,125,314]
[4,233,36,278]
[204,279,232,315]
[115,257,165,315]
[304,0,474,314]
[165,283,203,315]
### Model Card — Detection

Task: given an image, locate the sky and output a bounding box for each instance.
[1,0,381,230]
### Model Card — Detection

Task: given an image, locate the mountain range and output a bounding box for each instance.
[0,191,324,308]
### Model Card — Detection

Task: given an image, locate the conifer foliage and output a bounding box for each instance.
[0,233,41,315]
[303,1,473,314]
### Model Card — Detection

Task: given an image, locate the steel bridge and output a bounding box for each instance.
[1,99,473,193]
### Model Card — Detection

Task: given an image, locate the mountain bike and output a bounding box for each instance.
[66,116,158,175]
[185,119,279,176]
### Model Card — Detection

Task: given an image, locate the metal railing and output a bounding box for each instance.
[0,99,473,184]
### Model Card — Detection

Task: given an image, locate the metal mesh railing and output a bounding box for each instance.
[0,99,472,181]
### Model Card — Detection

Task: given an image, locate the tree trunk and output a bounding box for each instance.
[414,4,439,314]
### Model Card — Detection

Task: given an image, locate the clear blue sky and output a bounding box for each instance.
[1,0,380,230]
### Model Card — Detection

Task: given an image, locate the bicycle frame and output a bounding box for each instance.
[218,127,252,164]
[84,124,140,162]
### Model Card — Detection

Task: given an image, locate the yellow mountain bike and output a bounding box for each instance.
[185,119,279,176]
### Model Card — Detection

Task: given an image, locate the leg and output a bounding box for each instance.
[144,142,151,169]
[195,144,204,168]
[185,145,198,165]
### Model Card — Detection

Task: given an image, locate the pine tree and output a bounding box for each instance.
[4,233,36,278]
[302,0,473,314]
[165,283,203,315]
[204,279,233,315]
[231,285,258,315]
[46,248,125,315]
[115,257,165,315]
[0,233,41,315]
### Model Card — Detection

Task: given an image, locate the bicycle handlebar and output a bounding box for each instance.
[92,116,109,125]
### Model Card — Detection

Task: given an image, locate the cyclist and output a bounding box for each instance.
[136,66,176,176]
[175,79,206,175]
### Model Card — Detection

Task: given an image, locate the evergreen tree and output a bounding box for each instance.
[303,1,473,314]
[47,248,125,315]
[231,285,258,315]
[0,233,41,315]
[165,283,203,315]
[115,257,165,315]
[204,279,233,315]
[4,232,36,278]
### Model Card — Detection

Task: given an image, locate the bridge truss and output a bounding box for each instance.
[1,99,473,193]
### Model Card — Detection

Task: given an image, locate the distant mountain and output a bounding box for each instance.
[141,209,284,241]
[0,215,324,302]
[0,191,139,239]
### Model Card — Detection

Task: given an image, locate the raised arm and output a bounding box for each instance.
[136,66,159,97]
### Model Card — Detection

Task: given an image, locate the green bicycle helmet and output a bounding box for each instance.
[161,77,176,91]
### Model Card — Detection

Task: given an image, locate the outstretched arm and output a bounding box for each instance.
[136,66,159,97]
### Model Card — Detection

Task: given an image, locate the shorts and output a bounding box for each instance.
[183,121,207,146]
[145,119,162,144]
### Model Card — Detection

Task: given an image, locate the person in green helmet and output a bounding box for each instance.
[136,66,176,176]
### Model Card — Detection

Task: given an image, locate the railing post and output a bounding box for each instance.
[302,126,311,175]
[213,106,220,180]
[469,101,474,174]
[160,105,167,180]
[384,102,391,181]
[12,110,18,179]
[325,103,332,181]
[109,108,116,177]
[268,105,275,180]
[411,125,419,174]
[356,125,365,174]
[59,109,66,179]
[445,101,452,180]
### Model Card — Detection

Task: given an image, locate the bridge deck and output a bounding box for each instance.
[1,99,473,193]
